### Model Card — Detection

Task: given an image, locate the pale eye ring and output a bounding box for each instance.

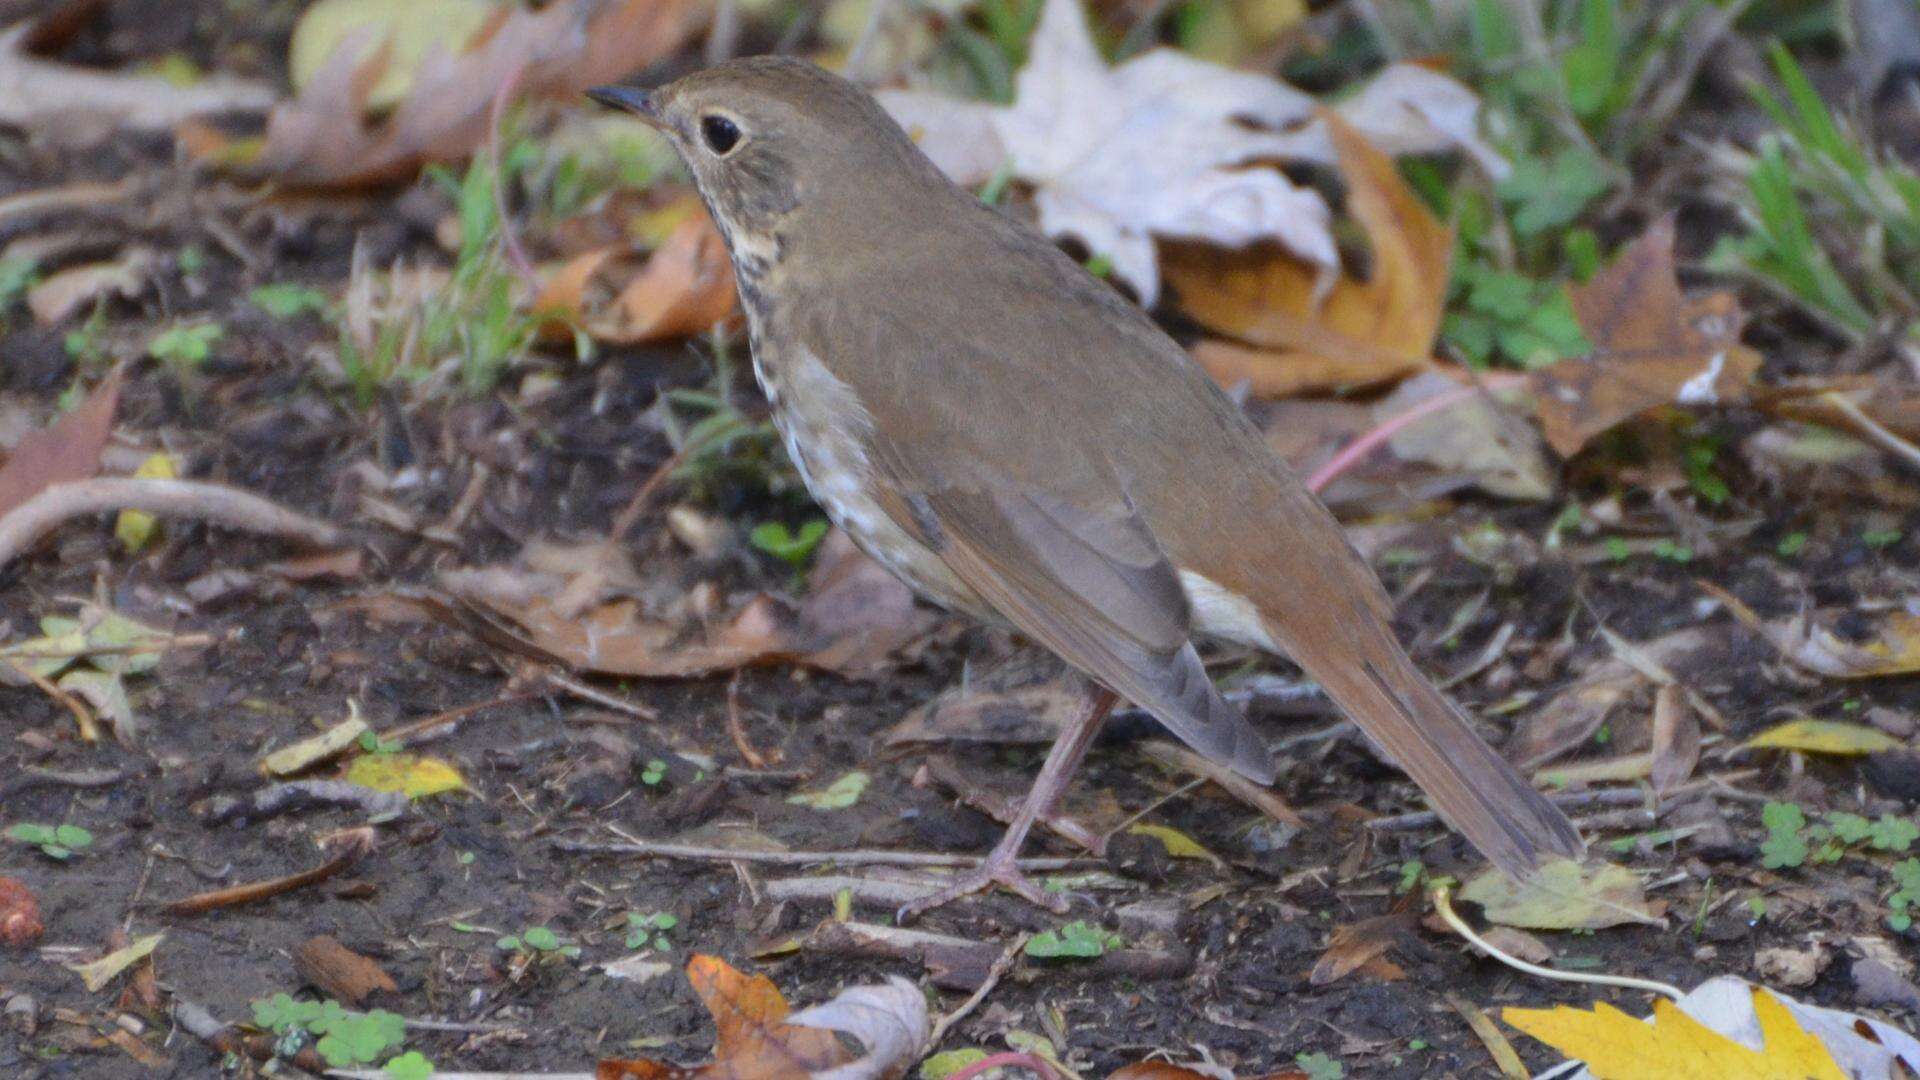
[700,114,742,155]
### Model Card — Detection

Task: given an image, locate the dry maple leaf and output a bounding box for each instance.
[599,955,850,1080]
[881,0,1496,306]
[190,0,701,187]
[1530,216,1762,457]
[1163,110,1452,398]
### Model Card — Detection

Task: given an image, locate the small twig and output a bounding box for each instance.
[929,932,1030,1048]
[553,837,1099,871]
[162,846,365,916]
[1431,884,1683,1000]
[487,59,539,292]
[0,478,343,570]
[1368,787,1645,832]
[203,780,408,826]
[610,444,690,540]
[725,670,776,768]
[4,655,98,741]
[385,690,536,748]
[1304,372,1529,494]
[1817,388,1920,472]
[764,874,943,906]
[540,667,658,720]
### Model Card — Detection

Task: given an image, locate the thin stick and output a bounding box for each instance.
[725,670,776,768]
[0,478,343,570]
[1818,389,1920,472]
[487,58,539,292]
[929,932,1029,1047]
[541,668,658,720]
[1304,372,1530,494]
[552,837,1099,871]
[610,444,690,539]
[1431,884,1683,1000]
[4,655,98,741]
[1368,787,1645,832]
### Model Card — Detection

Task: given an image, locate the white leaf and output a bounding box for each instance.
[875,0,1498,305]
[788,975,929,1080]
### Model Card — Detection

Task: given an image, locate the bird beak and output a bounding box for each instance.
[587,85,660,126]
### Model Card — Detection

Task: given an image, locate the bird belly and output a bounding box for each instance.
[756,344,985,616]
[1179,570,1280,653]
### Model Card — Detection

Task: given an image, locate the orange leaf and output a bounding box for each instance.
[596,214,740,344]
[1164,109,1452,397]
[531,247,615,341]
[598,956,850,1079]
[1530,216,1762,457]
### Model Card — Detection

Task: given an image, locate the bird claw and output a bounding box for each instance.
[897,855,1069,922]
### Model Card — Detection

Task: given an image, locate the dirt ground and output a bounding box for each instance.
[2,2,1919,1078]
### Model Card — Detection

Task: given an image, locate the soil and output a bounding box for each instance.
[2,2,1918,1079]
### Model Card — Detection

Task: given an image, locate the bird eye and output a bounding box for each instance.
[700,114,741,155]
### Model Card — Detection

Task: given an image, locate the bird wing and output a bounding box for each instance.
[798,300,1274,784]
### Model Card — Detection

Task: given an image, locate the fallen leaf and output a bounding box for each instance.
[1310,911,1412,987]
[882,0,1494,307]
[0,365,122,519]
[1167,110,1452,397]
[66,932,162,992]
[113,451,178,552]
[594,215,740,344]
[26,247,155,324]
[599,955,850,1079]
[1664,976,1920,1079]
[288,0,500,111]
[1706,583,1920,679]
[344,753,466,798]
[261,709,372,776]
[1458,858,1662,930]
[1530,217,1763,457]
[200,0,701,187]
[532,246,616,339]
[293,935,398,1006]
[0,876,43,947]
[788,976,929,1080]
[1505,985,1846,1080]
[1509,626,1717,769]
[786,771,870,811]
[1127,824,1222,865]
[1743,718,1903,756]
[1376,370,1553,500]
[1648,683,1700,797]
[0,24,274,132]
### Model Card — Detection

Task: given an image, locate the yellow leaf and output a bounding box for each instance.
[288,0,498,111]
[1744,719,1902,756]
[1126,824,1221,864]
[261,708,370,777]
[115,452,178,552]
[1503,987,1848,1080]
[346,753,466,798]
[1458,858,1661,930]
[786,771,869,810]
[66,932,162,992]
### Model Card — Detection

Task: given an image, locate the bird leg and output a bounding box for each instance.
[898,685,1118,922]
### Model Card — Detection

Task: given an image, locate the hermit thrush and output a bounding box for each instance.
[589,58,1583,917]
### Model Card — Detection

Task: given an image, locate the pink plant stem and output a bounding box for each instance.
[1304,370,1530,494]
[488,58,541,292]
[945,1051,1062,1080]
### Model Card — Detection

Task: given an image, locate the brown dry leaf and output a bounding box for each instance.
[1704,582,1920,679]
[531,246,616,341]
[1509,626,1717,769]
[442,534,932,680]
[593,214,740,344]
[190,0,701,187]
[1310,910,1413,987]
[883,651,1078,749]
[0,875,43,947]
[1530,216,1762,457]
[1755,377,1920,444]
[293,935,396,1006]
[1648,683,1700,797]
[27,247,155,324]
[599,955,849,1080]
[0,366,122,519]
[1163,109,1452,397]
